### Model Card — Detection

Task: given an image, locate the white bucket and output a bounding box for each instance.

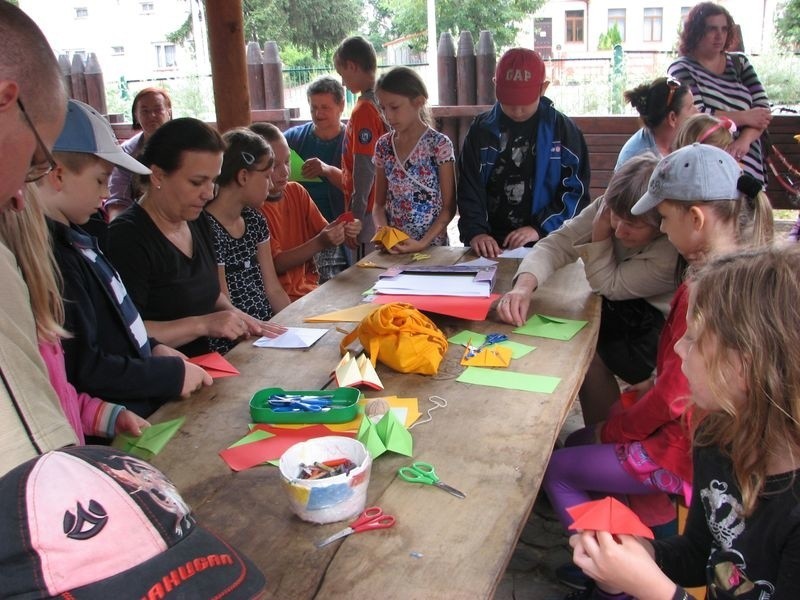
[278,436,372,524]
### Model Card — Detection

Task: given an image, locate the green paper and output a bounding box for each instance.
[230,429,273,448]
[357,417,387,458]
[456,366,560,394]
[374,411,413,457]
[448,330,536,359]
[112,416,186,460]
[513,314,588,341]
[357,411,413,459]
[289,149,321,182]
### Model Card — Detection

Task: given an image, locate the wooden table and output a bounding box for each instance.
[150,247,600,599]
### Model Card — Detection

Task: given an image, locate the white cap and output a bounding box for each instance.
[632,143,741,215]
[53,100,151,175]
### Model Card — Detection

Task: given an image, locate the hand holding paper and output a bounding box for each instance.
[371,226,409,250]
[187,352,239,379]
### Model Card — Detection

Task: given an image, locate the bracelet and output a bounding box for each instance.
[672,587,690,600]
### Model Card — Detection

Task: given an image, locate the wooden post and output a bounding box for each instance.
[70,54,88,103]
[246,41,266,111]
[456,31,476,151]
[475,31,496,105]
[205,0,250,132]
[262,42,284,111]
[84,53,108,115]
[58,54,73,99]
[437,32,458,154]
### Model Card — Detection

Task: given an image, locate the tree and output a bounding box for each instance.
[776,0,800,50]
[366,0,546,51]
[168,1,362,63]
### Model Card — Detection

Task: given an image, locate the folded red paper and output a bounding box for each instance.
[372,293,501,321]
[188,352,240,379]
[566,496,654,539]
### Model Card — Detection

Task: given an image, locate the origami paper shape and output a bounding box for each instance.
[252,327,328,348]
[461,344,512,367]
[335,352,383,390]
[449,330,536,359]
[333,211,354,224]
[112,417,186,461]
[289,149,321,182]
[371,226,409,250]
[513,314,589,341]
[356,410,412,459]
[566,497,654,539]
[188,352,239,378]
[303,303,380,323]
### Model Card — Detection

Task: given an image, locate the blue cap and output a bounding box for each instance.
[53,100,150,175]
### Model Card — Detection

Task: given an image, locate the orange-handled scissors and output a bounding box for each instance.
[315,506,396,548]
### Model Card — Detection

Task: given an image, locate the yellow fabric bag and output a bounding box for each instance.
[339,303,448,375]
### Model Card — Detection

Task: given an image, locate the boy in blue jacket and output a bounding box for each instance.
[37,100,211,417]
[458,48,591,258]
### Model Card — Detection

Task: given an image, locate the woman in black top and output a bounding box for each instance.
[108,118,285,356]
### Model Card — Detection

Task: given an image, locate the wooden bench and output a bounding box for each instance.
[572,115,800,209]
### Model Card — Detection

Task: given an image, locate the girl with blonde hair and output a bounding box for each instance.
[0,186,148,443]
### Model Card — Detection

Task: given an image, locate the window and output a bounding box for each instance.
[140,2,154,13]
[608,8,626,42]
[111,46,125,56]
[155,43,177,69]
[565,10,584,43]
[75,6,88,18]
[643,7,663,42]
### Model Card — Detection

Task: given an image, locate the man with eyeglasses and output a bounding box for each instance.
[0,2,78,475]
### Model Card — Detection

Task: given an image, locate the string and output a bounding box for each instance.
[409,395,447,429]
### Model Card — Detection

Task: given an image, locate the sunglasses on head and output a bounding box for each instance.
[665,77,681,110]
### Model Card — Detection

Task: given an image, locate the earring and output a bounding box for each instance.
[156,185,162,190]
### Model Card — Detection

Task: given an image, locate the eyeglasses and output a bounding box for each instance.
[665,77,681,110]
[18,99,57,183]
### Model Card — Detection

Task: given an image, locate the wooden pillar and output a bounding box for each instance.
[262,42,285,111]
[85,53,108,115]
[70,54,88,103]
[205,0,250,132]
[456,31,476,152]
[246,41,266,111]
[475,31,496,105]
[437,32,458,153]
[58,54,73,99]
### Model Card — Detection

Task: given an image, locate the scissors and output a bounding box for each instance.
[315,506,396,548]
[397,461,466,499]
[465,333,508,358]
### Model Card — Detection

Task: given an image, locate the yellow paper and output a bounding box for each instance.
[371,226,409,250]
[304,304,380,323]
[325,396,420,432]
[461,344,512,367]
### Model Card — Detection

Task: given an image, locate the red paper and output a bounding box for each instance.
[372,294,501,321]
[334,211,355,224]
[219,425,355,471]
[188,352,240,379]
[620,389,638,409]
[566,496,654,539]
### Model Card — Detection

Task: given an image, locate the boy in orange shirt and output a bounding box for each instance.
[251,123,361,301]
[334,35,388,258]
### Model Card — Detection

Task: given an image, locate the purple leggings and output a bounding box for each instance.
[542,432,665,531]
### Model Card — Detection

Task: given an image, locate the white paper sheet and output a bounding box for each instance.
[252,327,329,348]
[372,273,491,297]
[499,247,532,259]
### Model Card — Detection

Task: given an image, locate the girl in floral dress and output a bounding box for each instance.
[373,67,456,254]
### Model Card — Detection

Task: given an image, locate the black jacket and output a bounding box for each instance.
[49,218,184,417]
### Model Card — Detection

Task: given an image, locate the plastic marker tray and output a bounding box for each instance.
[250,387,360,424]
